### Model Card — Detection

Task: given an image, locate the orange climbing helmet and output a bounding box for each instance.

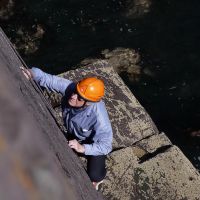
[76,77,105,102]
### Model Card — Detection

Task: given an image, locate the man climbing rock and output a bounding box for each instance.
[21,67,113,190]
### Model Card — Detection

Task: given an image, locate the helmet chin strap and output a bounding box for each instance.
[82,100,87,108]
[80,100,93,109]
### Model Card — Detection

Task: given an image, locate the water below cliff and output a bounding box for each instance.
[1,0,200,170]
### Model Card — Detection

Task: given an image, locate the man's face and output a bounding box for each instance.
[68,90,86,108]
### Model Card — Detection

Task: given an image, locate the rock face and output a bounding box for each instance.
[0,28,103,200]
[1,27,200,200]
[104,146,200,200]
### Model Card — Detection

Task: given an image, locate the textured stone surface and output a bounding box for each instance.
[136,132,172,153]
[101,146,200,200]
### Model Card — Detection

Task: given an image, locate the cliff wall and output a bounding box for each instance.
[0,28,103,200]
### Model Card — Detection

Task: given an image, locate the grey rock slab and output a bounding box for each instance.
[136,132,172,153]
[101,146,200,200]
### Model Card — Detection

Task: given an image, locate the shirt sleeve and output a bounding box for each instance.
[31,67,72,95]
[83,103,113,156]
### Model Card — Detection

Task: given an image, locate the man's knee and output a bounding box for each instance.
[88,167,106,182]
[87,155,106,182]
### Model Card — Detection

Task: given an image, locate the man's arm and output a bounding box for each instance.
[83,129,113,156]
[21,67,72,95]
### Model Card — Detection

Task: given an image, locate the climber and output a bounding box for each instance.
[21,66,113,190]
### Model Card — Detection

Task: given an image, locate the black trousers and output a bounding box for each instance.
[87,155,106,182]
[66,133,106,182]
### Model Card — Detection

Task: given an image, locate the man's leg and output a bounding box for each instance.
[87,155,106,183]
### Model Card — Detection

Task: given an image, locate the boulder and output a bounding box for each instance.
[102,146,200,200]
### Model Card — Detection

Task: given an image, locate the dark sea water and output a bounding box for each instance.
[2,0,200,169]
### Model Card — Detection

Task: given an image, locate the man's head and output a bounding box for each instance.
[68,77,104,108]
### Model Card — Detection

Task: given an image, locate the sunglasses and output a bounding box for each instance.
[73,89,85,102]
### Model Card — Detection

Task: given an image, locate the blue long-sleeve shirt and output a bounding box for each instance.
[31,67,113,156]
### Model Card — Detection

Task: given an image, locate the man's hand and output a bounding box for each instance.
[20,66,33,80]
[68,139,85,153]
